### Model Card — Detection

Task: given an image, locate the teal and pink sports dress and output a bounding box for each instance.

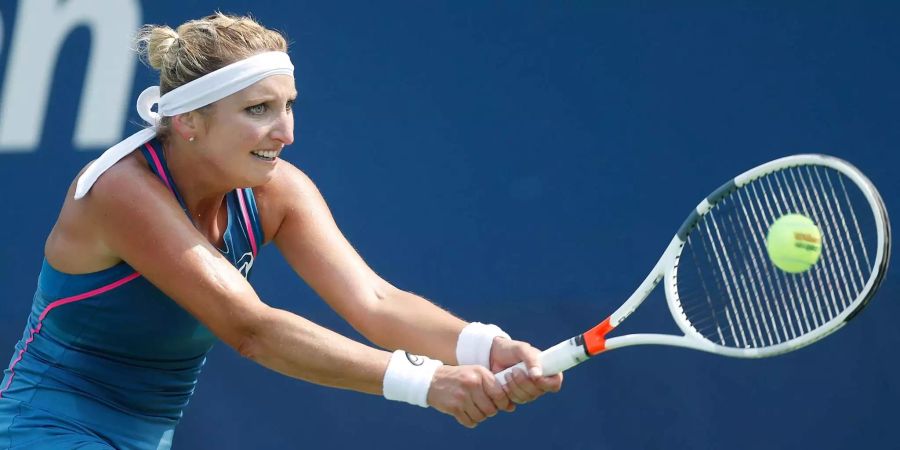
[0,140,263,449]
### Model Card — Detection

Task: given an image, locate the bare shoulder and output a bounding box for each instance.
[253,159,327,244]
[255,159,320,201]
[46,152,183,273]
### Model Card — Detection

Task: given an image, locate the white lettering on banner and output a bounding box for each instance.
[0,0,141,153]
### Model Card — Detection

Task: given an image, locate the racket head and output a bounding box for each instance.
[664,154,890,358]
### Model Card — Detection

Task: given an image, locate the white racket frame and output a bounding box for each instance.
[495,154,890,383]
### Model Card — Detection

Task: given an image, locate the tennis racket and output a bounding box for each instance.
[496,154,890,383]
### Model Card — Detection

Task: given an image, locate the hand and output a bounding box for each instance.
[427,365,512,428]
[489,337,563,405]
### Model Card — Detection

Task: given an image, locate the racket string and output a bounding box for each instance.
[794,168,854,317]
[742,184,800,341]
[722,208,774,346]
[685,233,729,345]
[776,170,830,328]
[820,169,870,292]
[675,165,876,349]
[732,191,785,344]
[707,211,752,346]
[746,181,803,339]
[769,172,819,333]
[756,177,810,337]
[795,168,870,312]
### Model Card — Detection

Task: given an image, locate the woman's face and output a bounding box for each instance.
[192,74,297,188]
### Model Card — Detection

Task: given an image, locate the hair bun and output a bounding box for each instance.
[134,12,288,96]
[136,25,180,71]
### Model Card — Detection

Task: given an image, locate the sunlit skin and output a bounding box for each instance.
[43,72,562,430]
[164,74,297,241]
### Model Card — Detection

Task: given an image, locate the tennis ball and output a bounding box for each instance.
[766,214,823,274]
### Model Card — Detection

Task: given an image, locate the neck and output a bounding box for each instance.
[162,140,231,226]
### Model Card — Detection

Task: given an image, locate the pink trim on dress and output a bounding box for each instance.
[144,142,174,193]
[0,271,141,398]
[236,189,258,256]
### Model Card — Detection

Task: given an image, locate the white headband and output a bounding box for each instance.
[74,51,294,199]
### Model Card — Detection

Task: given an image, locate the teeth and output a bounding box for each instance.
[252,150,280,159]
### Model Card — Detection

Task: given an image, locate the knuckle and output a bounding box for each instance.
[464,372,483,386]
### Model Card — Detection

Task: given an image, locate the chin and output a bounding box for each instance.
[243,166,277,188]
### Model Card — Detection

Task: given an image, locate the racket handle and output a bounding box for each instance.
[493,337,589,386]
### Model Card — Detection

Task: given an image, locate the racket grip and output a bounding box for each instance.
[494,337,588,386]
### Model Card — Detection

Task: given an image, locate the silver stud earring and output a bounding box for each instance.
[188,136,195,142]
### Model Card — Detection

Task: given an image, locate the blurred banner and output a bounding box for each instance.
[0,1,897,449]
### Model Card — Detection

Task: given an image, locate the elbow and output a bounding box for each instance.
[230,306,275,362]
[235,328,262,361]
[350,284,401,348]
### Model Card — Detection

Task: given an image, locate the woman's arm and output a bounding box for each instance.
[261,162,562,401]
[261,162,469,362]
[81,158,387,393]
[81,157,510,427]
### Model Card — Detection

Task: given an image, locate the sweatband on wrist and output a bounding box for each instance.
[456,322,510,368]
[382,350,442,408]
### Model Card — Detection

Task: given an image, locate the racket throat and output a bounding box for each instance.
[582,316,615,356]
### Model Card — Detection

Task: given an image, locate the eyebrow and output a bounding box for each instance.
[245,92,298,103]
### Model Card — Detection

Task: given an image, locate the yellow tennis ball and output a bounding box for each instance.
[766,214,823,273]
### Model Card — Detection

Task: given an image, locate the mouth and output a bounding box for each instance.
[251,149,281,162]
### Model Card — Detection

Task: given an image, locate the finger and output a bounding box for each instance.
[456,407,477,428]
[471,389,499,419]
[516,343,544,379]
[510,366,544,401]
[537,373,564,393]
[482,372,512,412]
[504,369,532,404]
[498,379,517,412]
[498,375,516,412]
[513,369,544,400]
[463,397,487,424]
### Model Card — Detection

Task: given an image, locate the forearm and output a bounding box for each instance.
[360,288,468,364]
[238,306,391,395]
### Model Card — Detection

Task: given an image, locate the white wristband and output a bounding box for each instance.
[382,350,442,408]
[456,322,510,368]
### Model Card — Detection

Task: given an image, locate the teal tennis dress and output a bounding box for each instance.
[0,139,263,449]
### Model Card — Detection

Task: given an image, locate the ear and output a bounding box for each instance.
[171,111,205,141]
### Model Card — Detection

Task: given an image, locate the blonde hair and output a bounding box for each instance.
[135,12,289,139]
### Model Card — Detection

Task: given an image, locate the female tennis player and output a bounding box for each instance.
[0,13,562,450]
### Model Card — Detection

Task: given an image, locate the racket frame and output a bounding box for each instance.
[495,154,890,383]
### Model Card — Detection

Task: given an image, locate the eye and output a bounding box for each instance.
[246,103,268,115]
[286,99,296,112]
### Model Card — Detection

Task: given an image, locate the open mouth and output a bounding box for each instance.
[251,150,280,162]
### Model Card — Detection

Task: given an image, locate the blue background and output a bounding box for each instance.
[1,1,897,449]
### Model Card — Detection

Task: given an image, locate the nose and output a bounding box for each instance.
[271,110,294,146]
